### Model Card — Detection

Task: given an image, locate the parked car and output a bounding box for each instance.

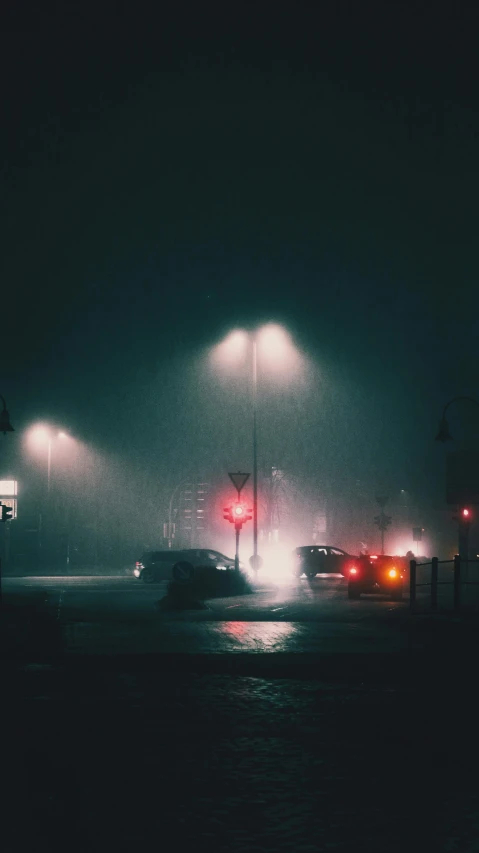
[134,548,240,583]
[347,554,405,600]
[292,545,356,579]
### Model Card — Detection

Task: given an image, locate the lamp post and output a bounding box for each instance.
[435,396,479,564]
[45,431,67,496]
[215,324,299,571]
[0,396,14,435]
[28,425,69,567]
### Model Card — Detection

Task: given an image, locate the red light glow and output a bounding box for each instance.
[349,567,358,575]
[462,508,470,518]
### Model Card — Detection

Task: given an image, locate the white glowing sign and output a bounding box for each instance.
[0,480,17,496]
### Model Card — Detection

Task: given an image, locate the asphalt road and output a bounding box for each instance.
[2,572,413,659]
[2,572,479,851]
[4,571,405,620]
[3,571,477,661]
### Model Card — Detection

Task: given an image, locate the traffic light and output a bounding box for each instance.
[233,503,253,528]
[460,508,471,522]
[223,502,253,527]
[233,503,246,522]
[223,505,234,523]
[1,504,13,522]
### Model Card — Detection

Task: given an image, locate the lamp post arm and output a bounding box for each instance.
[442,396,479,419]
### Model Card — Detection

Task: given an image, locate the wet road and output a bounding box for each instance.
[2,573,479,851]
[4,571,477,666]
[3,571,406,621]
[2,573,413,659]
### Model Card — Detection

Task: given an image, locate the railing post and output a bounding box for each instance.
[409,559,416,610]
[431,557,438,611]
[453,554,461,611]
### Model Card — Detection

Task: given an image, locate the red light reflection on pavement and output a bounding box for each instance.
[213,621,298,651]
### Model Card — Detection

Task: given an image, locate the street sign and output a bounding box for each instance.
[228,472,250,494]
[172,561,194,584]
[446,451,479,505]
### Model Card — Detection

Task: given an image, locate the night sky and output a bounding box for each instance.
[2,1,479,539]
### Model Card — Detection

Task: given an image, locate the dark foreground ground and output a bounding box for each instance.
[1,575,479,852]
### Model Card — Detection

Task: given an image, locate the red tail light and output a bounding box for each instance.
[349,567,358,575]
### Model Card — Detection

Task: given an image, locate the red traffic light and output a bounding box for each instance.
[224,502,253,526]
[223,506,234,523]
[461,508,471,519]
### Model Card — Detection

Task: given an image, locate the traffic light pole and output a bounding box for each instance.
[235,525,240,572]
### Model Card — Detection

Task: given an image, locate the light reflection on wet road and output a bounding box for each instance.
[2,575,414,657]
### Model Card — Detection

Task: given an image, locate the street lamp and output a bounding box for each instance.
[28,425,69,494]
[47,431,68,495]
[435,396,479,442]
[0,395,14,435]
[215,324,299,570]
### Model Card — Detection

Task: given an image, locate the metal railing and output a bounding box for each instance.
[409,556,479,611]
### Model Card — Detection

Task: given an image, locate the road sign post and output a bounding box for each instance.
[235,526,240,573]
[225,474,252,572]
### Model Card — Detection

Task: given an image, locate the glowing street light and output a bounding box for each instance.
[27,424,70,494]
[214,324,301,570]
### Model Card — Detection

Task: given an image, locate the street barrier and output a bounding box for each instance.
[409,556,479,612]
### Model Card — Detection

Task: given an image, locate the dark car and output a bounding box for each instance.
[347,554,405,600]
[134,548,239,583]
[292,545,356,579]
